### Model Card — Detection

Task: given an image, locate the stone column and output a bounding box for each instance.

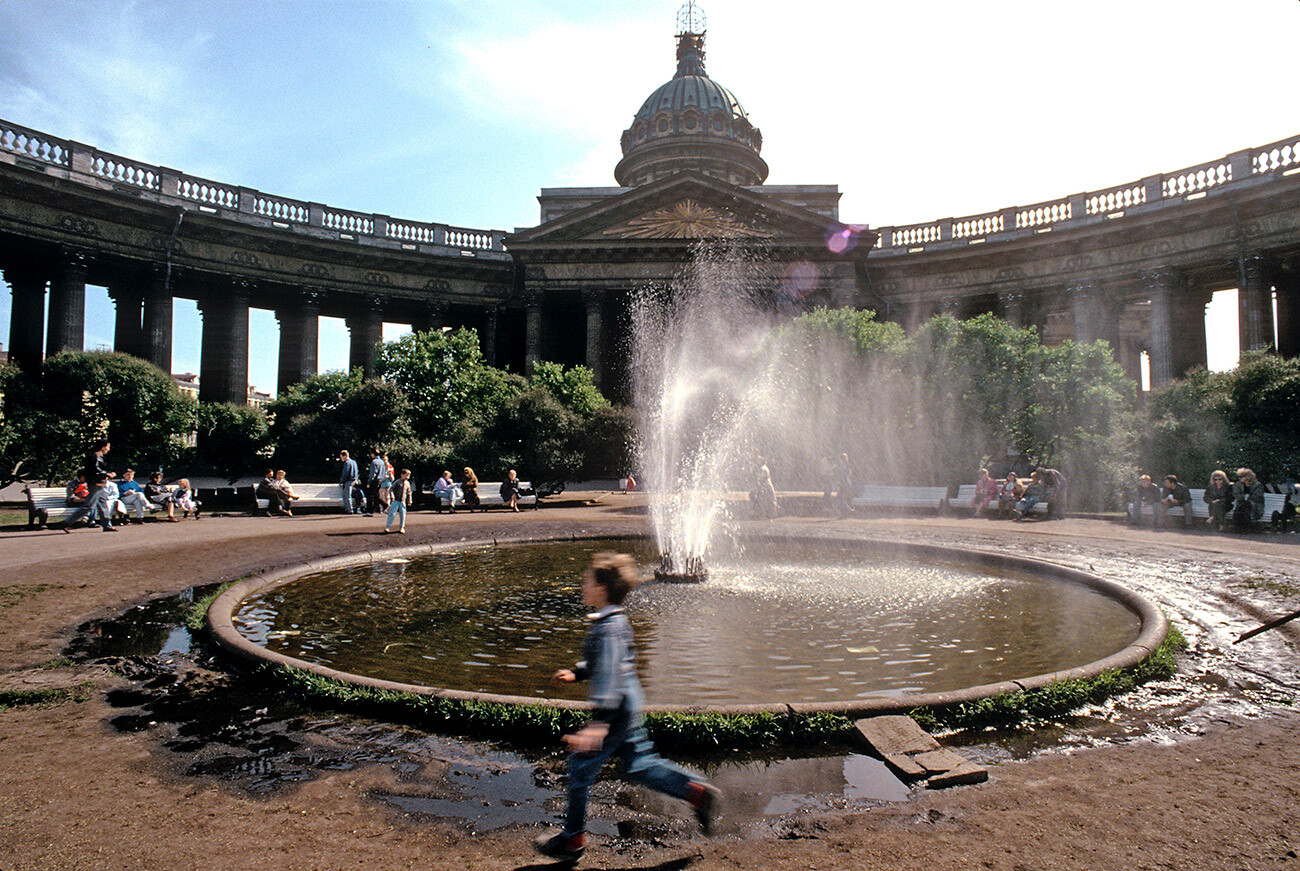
[582,289,604,387]
[346,296,384,378]
[141,267,174,374]
[108,284,144,359]
[903,298,935,333]
[198,281,251,404]
[1142,268,1179,388]
[46,249,90,357]
[276,289,322,394]
[524,292,544,375]
[1170,286,1211,376]
[411,300,447,336]
[998,290,1025,329]
[936,296,963,320]
[1068,282,1103,344]
[480,304,498,367]
[4,264,48,372]
[1275,268,1299,358]
[1239,255,1275,353]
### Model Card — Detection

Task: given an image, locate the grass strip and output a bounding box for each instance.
[0,682,95,709]
[260,625,1186,749]
[184,580,239,632]
[908,624,1187,732]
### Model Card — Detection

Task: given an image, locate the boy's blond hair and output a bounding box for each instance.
[589,552,639,604]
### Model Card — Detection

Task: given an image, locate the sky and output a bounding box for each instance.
[2,0,1296,394]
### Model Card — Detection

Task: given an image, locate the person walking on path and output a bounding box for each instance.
[338,450,360,514]
[365,448,386,516]
[533,552,721,864]
[383,469,413,534]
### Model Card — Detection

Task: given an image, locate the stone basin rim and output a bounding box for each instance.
[206,532,1169,719]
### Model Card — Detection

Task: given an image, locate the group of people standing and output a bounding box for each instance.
[55,440,199,532]
[336,449,413,533]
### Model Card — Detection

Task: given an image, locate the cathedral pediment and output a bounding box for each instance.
[508,172,855,251]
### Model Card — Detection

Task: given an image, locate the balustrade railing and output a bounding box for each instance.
[253,194,309,224]
[874,132,1299,251]
[88,151,161,191]
[0,120,70,166]
[1015,199,1071,229]
[1085,182,1145,215]
[0,117,507,254]
[1,118,1295,258]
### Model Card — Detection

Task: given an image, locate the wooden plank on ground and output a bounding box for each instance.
[853,715,989,789]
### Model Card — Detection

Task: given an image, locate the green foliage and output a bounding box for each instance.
[262,626,1186,750]
[759,310,1134,504]
[0,682,95,709]
[790,306,906,356]
[0,352,195,485]
[268,375,414,478]
[529,361,609,418]
[477,387,585,486]
[374,328,523,440]
[909,624,1186,731]
[196,402,271,481]
[581,404,637,479]
[1136,352,1300,486]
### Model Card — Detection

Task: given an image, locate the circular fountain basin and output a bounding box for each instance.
[208,535,1167,718]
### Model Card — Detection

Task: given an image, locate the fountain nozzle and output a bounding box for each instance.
[654,553,709,584]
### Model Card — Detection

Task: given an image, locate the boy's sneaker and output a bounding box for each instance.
[533,831,585,864]
[688,782,722,835]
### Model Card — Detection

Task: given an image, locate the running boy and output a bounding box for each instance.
[534,551,721,864]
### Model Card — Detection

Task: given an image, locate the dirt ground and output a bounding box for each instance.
[1,495,1297,871]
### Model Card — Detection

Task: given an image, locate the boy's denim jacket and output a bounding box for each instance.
[572,605,643,726]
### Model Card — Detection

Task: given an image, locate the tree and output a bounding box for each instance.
[268,376,413,478]
[529,361,609,418]
[6,352,196,484]
[374,328,523,440]
[196,402,272,481]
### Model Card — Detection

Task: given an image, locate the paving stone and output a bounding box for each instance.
[925,761,990,789]
[881,752,929,781]
[911,748,969,775]
[853,715,940,756]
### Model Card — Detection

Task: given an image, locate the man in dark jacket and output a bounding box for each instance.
[1158,474,1192,528]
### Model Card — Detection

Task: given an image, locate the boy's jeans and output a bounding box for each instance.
[563,718,694,836]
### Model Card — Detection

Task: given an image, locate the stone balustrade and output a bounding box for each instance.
[0,118,509,255]
[875,134,1300,253]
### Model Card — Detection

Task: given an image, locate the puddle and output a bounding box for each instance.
[63,533,1300,835]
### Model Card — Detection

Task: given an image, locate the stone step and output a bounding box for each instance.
[853,715,988,788]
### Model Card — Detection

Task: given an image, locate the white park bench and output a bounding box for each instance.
[466,481,539,511]
[1158,488,1210,522]
[1262,492,1288,529]
[851,485,950,513]
[254,482,349,512]
[955,482,1048,516]
[25,484,174,527]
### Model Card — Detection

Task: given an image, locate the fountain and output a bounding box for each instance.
[633,243,785,582]
[207,243,1167,720]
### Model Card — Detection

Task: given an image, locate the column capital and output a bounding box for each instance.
[1141,267,1182,290]
[58,246,95,273]
[300,286,326,309]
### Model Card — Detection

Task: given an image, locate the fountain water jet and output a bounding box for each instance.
[633,243,786,581]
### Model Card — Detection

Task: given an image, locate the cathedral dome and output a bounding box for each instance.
[614,6,768,188]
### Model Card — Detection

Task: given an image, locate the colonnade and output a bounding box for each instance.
[2,249,618,404]
[900,249,1297,390]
